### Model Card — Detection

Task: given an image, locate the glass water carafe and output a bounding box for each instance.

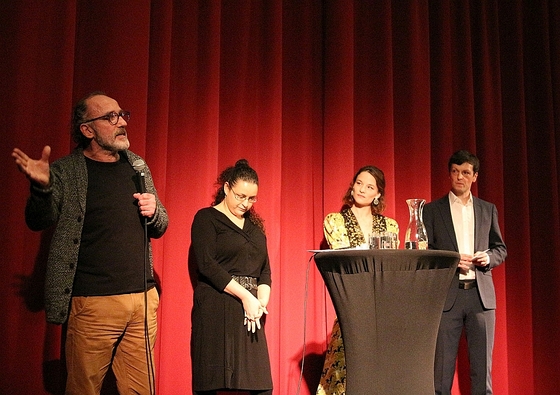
[405,199,428,249]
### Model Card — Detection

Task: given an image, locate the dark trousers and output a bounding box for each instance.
[434,287,495,395]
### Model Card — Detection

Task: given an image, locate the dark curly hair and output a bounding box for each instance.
[71,91,106,148]
[342,165,387,214]
[212,159,265,233]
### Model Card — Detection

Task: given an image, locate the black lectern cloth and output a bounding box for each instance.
[314,249,459,395]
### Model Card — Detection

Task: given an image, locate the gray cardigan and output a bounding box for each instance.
[25,147,169,324]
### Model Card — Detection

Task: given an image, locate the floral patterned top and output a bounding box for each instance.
[317,207,399,395]
[323,207,399,249]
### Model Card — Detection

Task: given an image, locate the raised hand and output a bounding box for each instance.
[12,146,51,187]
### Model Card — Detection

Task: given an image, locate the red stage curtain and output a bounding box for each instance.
[1,1,559,394]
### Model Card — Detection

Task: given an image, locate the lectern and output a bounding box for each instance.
[314,249,459,395]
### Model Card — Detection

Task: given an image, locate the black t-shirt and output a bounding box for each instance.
[72,154,154,296]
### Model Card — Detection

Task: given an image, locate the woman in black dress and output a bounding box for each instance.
[190,159,273,395]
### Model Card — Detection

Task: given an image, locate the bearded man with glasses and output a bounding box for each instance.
[12,91,168,395]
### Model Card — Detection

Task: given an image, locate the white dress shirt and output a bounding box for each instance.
[449,191,475,280]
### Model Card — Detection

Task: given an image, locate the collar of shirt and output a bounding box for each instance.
[448,190,473,206]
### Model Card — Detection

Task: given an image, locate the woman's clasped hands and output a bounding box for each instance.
[243,299,269,333]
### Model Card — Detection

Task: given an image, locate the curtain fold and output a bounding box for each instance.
[2,1,559,394]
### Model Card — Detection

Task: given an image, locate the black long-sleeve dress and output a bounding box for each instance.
[190,207,273,392]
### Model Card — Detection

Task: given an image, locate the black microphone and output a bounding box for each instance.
[132,159,147,194]
[133,159,153,392]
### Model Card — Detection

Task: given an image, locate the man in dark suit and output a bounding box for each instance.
[423,150,507,395]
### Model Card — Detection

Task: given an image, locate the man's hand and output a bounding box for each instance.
[133,193,156,217]
[472,250,490,267]
[458,254,474,274]
[12,146,51,187]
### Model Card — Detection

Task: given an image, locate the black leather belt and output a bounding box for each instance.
[459,280,477,290]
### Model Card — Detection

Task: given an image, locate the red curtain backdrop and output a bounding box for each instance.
[2,1,559,394]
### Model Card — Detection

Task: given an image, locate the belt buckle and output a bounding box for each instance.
[459,280,476,290]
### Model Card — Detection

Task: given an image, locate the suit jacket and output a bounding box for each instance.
[24,147,169,324]
[423,194,507,311]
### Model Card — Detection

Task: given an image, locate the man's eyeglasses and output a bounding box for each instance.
[230,188,258,203]
[82,110,131,125]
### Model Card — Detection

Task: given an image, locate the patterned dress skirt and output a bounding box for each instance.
[316,318,346,395]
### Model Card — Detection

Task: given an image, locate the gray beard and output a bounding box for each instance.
[94,128,130,152]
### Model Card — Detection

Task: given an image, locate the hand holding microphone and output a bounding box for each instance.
[132,159,156,217]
